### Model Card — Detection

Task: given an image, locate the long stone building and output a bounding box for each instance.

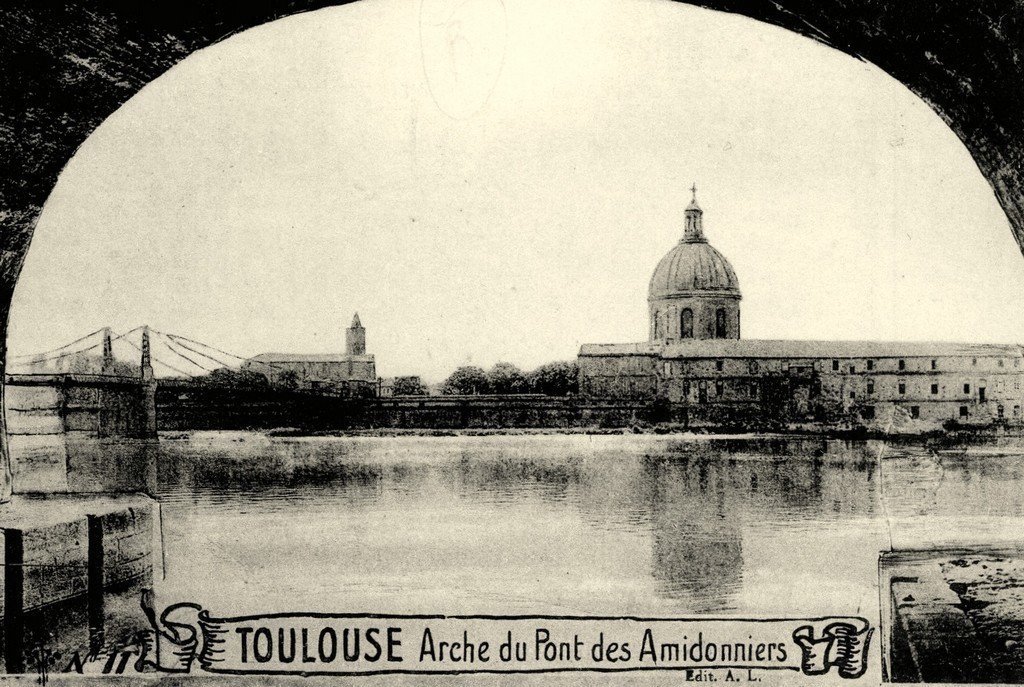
[243,313,377,396]
[578,190,1024,430]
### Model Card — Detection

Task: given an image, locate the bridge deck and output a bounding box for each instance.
[5,373,143,388]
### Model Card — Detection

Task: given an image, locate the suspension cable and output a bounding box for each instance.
[119,334,195,378]
[162,332,240,370]
[159,332,216,373]
[10,327,106,360]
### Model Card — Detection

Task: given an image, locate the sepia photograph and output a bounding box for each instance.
[2,0,1024,683]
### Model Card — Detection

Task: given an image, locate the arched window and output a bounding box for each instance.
[653,312,663,339]
[715,308,727,338]
[681,308,693,339]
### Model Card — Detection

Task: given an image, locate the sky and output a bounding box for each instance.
[8,0,1024,381]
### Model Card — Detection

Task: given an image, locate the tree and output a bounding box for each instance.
[275,369,300,390]
[204,367,269,388]
[527,360,579,396]
[441,366,489,395]
[486,362,528,395]
[393,375,426,395]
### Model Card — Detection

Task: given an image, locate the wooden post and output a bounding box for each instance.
[86,515,105,656]
[0,383,12,503]
[4,528,24,674]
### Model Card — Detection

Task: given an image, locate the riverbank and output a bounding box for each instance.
[883,550,1024,682]
[249,423,1024,444]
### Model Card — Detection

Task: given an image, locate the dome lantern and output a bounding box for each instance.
[683,183,705,242]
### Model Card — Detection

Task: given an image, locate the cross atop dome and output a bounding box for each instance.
[685,182,702,213]
[683,182,704,241]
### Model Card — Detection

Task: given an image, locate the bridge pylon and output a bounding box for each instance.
[101,327,114,374]
[140,326,154,382]
[139,326,157,438]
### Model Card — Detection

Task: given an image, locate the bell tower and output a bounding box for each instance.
[346,313,366,355]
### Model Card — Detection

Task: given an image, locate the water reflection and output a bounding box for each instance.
[9,435,157,495]
[153,434,886,615]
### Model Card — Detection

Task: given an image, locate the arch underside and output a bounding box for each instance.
[1,0,1023,347]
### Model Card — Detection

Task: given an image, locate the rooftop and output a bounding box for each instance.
[247,353,375,364]
[580,339,1024,359]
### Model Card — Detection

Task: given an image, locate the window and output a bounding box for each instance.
[998,405,1005,419]
[898,359,906,371]
[748,360,759,374]
[964,383,971,394]
[960,406,969,418]
[931,359,937,370]
[850,365,856,374]
[911,406,920,419]
[931,383,939,395]
[681,308,693,339]
[716,360,724,372]
[867,360,874,371]
[972,358,978,366]
[715,308,727,339]
[715,380,724,396]
[849,391,856,399]
[898,382,906,395]
[832,360,839,371]
[862,406,875,420]
[683,381,691,396]
[999,359,1006,367]
[1014,405,1021,418]
[867,382,874,394]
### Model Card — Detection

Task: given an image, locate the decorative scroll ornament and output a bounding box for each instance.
[793,621,873,678]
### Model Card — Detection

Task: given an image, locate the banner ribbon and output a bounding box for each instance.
[129,597,872,679]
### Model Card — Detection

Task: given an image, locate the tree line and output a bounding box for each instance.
[437,360,578,396]
[185,359,580,398]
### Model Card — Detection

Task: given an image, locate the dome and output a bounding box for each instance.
[648,240,740,300]
[648,187,740,301]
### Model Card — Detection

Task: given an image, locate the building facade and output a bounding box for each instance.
[579,192,1024,430]
[243,313,377,396]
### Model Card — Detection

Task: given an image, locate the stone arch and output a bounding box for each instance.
[3,2,1024,498]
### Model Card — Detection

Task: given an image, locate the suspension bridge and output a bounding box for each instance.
[7,325,358,387]
[4,325,380,444]
[4,325,280,444]
[8,326,258,380]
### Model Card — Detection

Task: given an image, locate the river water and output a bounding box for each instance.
[152,432,1024,621]
[20,431,1024,679]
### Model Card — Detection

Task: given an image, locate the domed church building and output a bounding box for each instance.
[578,187,1024,429]
[648,188,740,343]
